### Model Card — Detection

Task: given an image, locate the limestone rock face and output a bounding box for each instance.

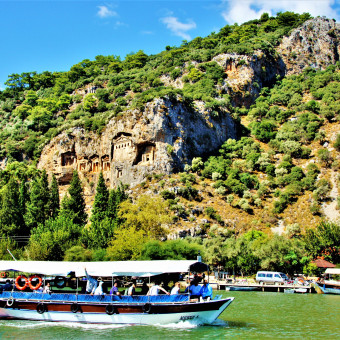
[277,17,340,75]
[38,98,236,188]
[213,51,285,106]
[37,17,339,192]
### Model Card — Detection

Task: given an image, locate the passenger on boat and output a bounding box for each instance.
[94,278,105,295]
[186,280,201,299]
[1,280,12,292]
[140,281,148,295]
[200,280,213,300]
[43,282,51,294]
[84,268,98,294]
[127,282,136,296]
[110,281,121,297]
[147,282,170,296]
[170,282,181,295]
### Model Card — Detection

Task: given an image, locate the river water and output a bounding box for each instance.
[0,291,339,339]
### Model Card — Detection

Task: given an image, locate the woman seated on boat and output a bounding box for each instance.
[170,282,181,295]
[147,282,170,296]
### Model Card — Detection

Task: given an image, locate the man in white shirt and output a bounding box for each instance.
[148,282,170,295]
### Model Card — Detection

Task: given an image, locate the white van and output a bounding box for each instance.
[256,271,289,285]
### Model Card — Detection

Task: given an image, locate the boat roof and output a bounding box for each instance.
[325,268,340,275]
[0,260,209,277]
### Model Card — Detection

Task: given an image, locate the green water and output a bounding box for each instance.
[0,291,339,339]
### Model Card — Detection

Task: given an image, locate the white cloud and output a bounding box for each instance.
[221,0,339,25]
[161,16,196,40]
[97,5,117,18]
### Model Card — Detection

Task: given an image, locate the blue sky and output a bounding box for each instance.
[1,0,339,89]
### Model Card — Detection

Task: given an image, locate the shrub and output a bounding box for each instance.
[334,134,340,152]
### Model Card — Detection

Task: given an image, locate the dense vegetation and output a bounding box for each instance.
[0,11,339,274]
[0,11,310,162]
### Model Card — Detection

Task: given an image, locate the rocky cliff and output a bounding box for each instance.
[277,17,340,75]
[38,98,236,191]
[38,17,339,194]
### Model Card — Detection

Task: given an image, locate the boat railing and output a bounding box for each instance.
[0,291,190,304]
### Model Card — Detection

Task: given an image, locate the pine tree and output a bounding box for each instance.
[50,174,60,218]
[90,172,109,224]
[61,170,87,226]
[25,172,50,229]
[107,183,127,220]
[0,178,26,235]
[18,177,29,219]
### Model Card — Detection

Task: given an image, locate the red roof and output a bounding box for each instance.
[312,258,336,268]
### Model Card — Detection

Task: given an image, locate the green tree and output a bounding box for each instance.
[118,195,171,239]
[27,106,52,132]
[18,178,29,220]
[23,90,38,106]
[64,245,93,261]
[25,172,50,229]
[141,239,202,260]
[0,178,26,236]
[106,226,148,260]
[90,172,109,224]
[26,215,82,260]
[50,174,60,218]
[124,50,148,70]
[83,93,98,112]
[60,170,87,226]
[304,222,340,263]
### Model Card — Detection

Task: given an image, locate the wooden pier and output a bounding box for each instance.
[210,282,314,293]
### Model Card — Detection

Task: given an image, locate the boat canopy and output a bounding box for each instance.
[0,260,209,277]
[325,268,340,275]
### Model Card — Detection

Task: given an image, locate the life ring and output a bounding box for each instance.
[6,297,14,307]
[0,272,8,278]
[28,275,43,290]
[36,303,47,314]
[54,276,66,289]
[15,275,29,291]
[105,304,117,315]
[71,303,80,313]
[142,303,152,313]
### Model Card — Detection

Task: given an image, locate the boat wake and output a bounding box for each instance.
[0,320,128,330]
[155,321,200,329]
[155,318,228,329]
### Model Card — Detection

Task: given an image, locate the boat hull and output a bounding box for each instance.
[313,282,340,295]
[0,296,234,325]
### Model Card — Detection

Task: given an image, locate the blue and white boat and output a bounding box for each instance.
[0,260,234,325]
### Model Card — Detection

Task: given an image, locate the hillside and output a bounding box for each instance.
[0,12,339,268]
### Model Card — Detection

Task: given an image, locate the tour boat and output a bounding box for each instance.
[0,260,234,325]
